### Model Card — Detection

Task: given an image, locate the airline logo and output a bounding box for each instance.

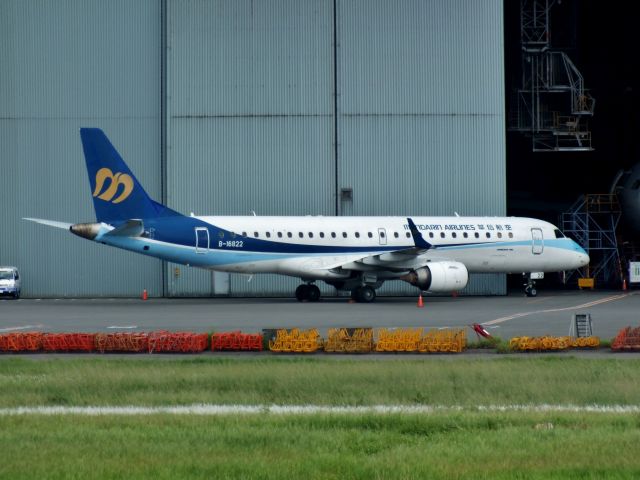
[93,168,134,204]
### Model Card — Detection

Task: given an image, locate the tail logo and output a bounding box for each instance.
[93,168,134,204]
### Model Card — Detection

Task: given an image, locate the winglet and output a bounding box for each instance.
[407,218,433,250]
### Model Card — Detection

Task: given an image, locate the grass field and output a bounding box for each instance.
[1,356,640,479]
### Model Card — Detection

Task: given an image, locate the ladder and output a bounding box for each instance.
[573,313,593,337]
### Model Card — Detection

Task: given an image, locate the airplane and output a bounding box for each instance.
[24,128,590,302]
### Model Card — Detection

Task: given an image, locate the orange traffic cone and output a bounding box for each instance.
[142,289,148,300]
[417,293,424,308]
[623,279,628,291]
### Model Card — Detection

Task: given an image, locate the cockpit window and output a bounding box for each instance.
[554,229,566,239]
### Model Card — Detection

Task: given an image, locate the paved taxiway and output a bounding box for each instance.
[1,290,638,340]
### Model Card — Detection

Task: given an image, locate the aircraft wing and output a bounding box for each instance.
[304,218,439,274]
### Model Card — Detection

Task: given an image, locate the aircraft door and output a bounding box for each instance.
[195,227,209,253]
[378,228,387,245]
[531,228,543,254]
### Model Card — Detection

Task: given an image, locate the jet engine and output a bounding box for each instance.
[400,261,469,292]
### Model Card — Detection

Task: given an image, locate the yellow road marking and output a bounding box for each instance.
[483,293,629,326]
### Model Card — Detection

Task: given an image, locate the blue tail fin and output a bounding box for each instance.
[80,128,178,223]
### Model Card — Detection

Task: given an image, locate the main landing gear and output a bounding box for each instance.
[350,285,376,303]
[295,283,321,302]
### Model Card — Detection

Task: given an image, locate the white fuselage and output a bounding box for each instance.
[97,215,589,281]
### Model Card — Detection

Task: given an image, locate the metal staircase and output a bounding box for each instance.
[510,0,595,152]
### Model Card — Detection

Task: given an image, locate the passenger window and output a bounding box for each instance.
[320,232,325,238]
[440,232,445,238]
[406,232,411,238]
[242,232,247,237]
[463,232,468,238]
[475,232,479,238]
[355,232,360,238]
[287,232,292,238]
[486,232,491,238]
[266,232,271,238]
[380,232,385,238]
[277,232,283,238]
[342,232,347,238]
[367,232,373,238]
[452,232,457,239]
[394,232,399,238]
[429,232,434,238]
[508,232,513,238]
[254,232,259,238]
[308,232,314,238]
[497,232,502,239]
[299,232,304,238]
[331,232,336,238]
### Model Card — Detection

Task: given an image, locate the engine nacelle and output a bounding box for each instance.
[401,261,469,292]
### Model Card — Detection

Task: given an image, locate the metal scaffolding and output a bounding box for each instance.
[510,0,595,152]
[561,194,622,285]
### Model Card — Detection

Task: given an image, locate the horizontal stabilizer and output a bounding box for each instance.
[103,219,144,237]
[23,218,73,230]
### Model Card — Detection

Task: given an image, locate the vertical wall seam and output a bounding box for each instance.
[160,0,168,297]
[333,0,340,216]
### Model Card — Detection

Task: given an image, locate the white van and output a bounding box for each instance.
[0,267,21,299]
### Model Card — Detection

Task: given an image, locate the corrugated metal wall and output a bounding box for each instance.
[0,0,162,297]
[1,0,506,297]
[165,0,336,296]
[336,0,506,295]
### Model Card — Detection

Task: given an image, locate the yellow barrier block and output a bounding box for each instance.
[578,278,595,289]
[268,328,322,353]
[325,328,373,353]
[509,335,600,351]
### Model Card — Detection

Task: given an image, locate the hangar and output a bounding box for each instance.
[2,0,506,298]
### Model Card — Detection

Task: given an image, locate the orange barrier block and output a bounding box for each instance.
[612,326,640,351]
[148,331,209,353]
[211,332,263,351]
[94,333,149,353]
[0,332,43,352]
[42,333,95,352]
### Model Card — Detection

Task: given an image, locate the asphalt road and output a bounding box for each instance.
[1,290,637,340]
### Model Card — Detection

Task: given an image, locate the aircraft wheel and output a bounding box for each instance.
[356,286,376,303]
[295,284,310,302]
[529,287,537,297]
[308,285,321,302]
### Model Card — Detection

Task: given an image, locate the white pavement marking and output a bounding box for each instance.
[0,325,43,333]
[1,404,640,416]
[483,293,629,326]
[107,325,138,330]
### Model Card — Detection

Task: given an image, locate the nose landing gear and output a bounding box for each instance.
[523,273,539,297]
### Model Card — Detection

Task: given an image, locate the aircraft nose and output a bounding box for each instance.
[572,242,589,268]
[578,251,590,267]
